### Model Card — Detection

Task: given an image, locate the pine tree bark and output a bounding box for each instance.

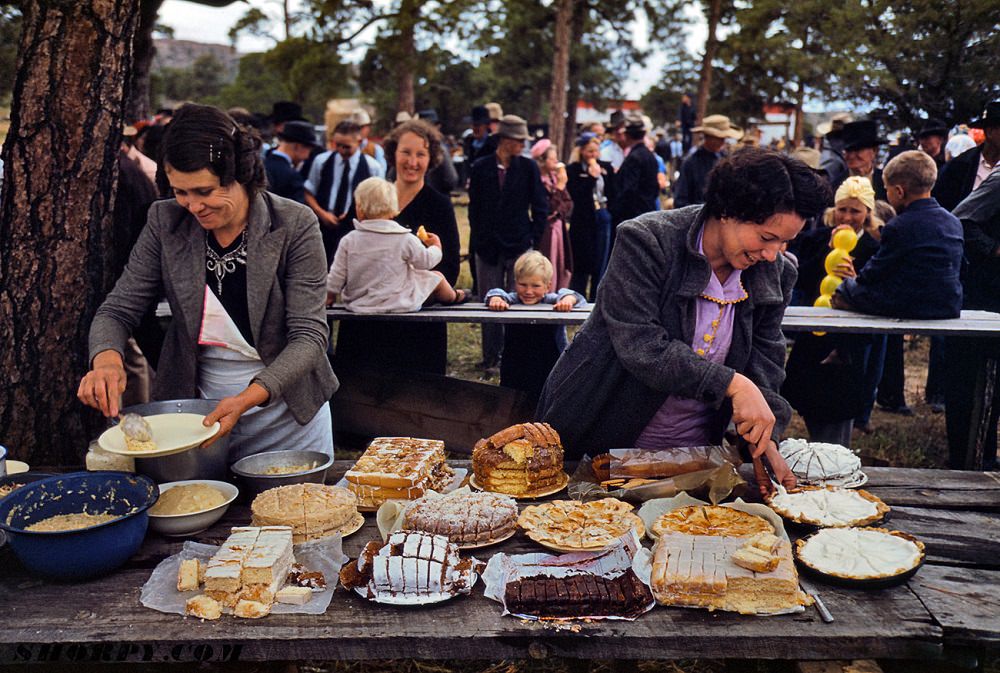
[0,0,140,466]
[395,0,417,115]
[127,0,164,122]
[547,0,574,156]
[695,0,723,124]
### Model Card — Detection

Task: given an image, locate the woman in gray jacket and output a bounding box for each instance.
[538,148,830,489]
[78,104,338,461]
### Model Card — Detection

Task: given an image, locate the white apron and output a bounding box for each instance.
[197,286,334,463]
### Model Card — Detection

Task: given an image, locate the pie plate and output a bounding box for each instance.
[526,519,646,553]
[339,512,366,539]
[766,486,890,531]
[353,569,479,606]
[469,472,569,499]
[99,414,221,458]
[793,528,925,589]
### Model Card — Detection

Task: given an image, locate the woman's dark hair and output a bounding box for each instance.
[155,103,266,196]
[383,119,443,171]
[703,147,831,223]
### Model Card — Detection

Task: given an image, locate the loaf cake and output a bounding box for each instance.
[472,422,565,496]
[340,530,475,601]
[403,491,518,545]
[504,570,653,619]
[251,483,361,542]
[650,531,809,614]
[345,437,455,508]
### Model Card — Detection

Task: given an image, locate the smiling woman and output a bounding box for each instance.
[79,104,338,463]
[537,148,830,493]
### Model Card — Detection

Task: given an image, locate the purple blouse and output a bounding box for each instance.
[634,228,747,449]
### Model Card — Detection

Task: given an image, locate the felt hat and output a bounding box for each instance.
[471,105,491,125]
[485,102,504,121]
[916,118,950,139]
[268,101,305,124]
[349,109,372,126]
[817,112,854,138]
[608,110,626,129]
[693,114,743,140]
[395,111,413,124]
[417,109,440,124]
[969,101,1000,129]
[496,114,530,141]
[791,146,822,170]
[277,120,318,147]
[530,138,552,159]
[840,120,887,151]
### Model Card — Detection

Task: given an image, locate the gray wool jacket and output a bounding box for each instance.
[89,192,338,424]
[537,205,795,458]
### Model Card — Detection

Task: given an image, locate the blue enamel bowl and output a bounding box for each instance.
[0,471,158,581]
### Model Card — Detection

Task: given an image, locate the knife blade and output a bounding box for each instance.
[799,577,834,623]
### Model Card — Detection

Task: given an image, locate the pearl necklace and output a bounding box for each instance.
[695,278,748,357]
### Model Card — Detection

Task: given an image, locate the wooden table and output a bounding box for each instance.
[2,461,998,667]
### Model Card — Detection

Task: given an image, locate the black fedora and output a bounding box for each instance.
[841,120,887,151]
[969,101,1000,129]
[471,105,491,125]
[268,101,306,124]
[608,110,626,129]
[916,118,949,139]
[276,120,318,147]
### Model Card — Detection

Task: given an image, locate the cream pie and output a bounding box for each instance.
[778,439,865,486]
[795,527,925,580]
[767,485,888,527]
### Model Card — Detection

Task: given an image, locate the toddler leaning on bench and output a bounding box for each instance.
[486,251,586,406]
[326,177,467,312]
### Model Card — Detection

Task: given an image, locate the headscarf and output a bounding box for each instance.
[835,175,876,211]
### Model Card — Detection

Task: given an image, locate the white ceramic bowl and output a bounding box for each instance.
[147,479,239,536]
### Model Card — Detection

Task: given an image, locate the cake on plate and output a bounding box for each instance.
[517,498,644,550]
[650,531,810,614]
[778,439,865,486]
[403,490,518,545]
[251,483,361,542]
[472,422,564,496]
[196,525,295,617]
[345,437,454,509]
[767,485,889,527]
[651,505,774,538]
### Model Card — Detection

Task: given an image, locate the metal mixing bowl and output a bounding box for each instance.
[230,450,332,498]
[121,399,232,483]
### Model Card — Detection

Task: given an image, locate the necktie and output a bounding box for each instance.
[333,155,351,216]
[497,164,507,191]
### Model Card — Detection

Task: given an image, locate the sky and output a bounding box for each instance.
[157,0,706,100]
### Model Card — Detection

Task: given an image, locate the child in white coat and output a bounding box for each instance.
[326,177,467,312]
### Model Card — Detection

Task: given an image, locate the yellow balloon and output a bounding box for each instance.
[824,248,850,275]
[814,294,833,308]
[820,274,843,296]
[832,228,858,252]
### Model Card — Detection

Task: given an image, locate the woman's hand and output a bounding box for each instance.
[488,296,509,311]
[202,383,269,447]
[554,296,577,312]
[763,441,798,491]
[587,160,602,179]
[77,350,127,417]
[727,373,776,458]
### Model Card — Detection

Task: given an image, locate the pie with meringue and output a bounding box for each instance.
[795,527,925,580]
[766,485,889,528]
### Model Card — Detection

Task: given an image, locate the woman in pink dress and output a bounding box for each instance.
[531,139,574,291]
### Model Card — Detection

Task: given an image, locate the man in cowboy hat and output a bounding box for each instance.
[467,114,549,370]
[917,118,951,169]
[936,101,1000,211]
[601,110,628,171]
[672,114,742,208]
[264,120,318,204]
[612,112,660,227]
[463,104,498,165]
[818,112,853,192]
[840,119,889,201]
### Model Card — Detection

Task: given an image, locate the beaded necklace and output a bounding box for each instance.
[695,278,748,357]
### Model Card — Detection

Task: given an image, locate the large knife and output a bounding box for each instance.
[799,576,834,623]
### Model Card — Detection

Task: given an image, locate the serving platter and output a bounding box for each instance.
[99,414,220,458]
[469,471,570,499]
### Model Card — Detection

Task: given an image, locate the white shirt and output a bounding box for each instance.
[305,150,384,212]
[600,142,625,171]
[974,152,1000,191]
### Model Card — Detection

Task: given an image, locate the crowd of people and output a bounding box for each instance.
[76,95,1000,473]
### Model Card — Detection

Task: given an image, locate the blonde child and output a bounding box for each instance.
[326,177,467,312]
[485,251,585,403]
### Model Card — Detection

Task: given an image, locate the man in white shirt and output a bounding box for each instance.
[936,100,1000,211]
[305,120,385,264]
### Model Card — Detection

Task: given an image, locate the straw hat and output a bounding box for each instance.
[693,114,743,140]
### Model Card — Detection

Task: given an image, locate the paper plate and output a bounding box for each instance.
[339,512,366,539]
[469,472,569,500]
[98,414,221,458]
[354,569,479,606]
[457,528,517,550]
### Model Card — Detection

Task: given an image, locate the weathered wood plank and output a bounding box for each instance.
[885,506,1000,569]
[908,565,1000,648]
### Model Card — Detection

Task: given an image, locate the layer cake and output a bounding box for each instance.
[251,483,360,542]
[345,437,454,508]
[651,531,809,614]
[472,423,564,496]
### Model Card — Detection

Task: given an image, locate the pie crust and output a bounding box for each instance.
[651,505,774,538]
[795,527,925,580]
[517,498,644,550]
[766,486,889,528]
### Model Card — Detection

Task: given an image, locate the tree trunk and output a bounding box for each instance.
[547,0,574,155]
[127,0,164,122]
[395,0,417,114]
[0,0,140,467]
[695,0,723,124]
[561,5,587,163]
